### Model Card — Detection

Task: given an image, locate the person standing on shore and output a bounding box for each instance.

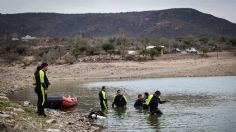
[99,86,108,110]
[112,90,127,108]
[33,63,49,117]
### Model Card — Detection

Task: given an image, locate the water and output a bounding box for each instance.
[8,76,236,132]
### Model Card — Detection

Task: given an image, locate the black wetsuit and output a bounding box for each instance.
[112,95,127,108]
[34,70,49,117]
[149,95,166,115]
[134,99,144,108]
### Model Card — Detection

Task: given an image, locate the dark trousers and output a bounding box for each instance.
[150,109,163,115]
[35,87,46,115]
[100,101,107,110]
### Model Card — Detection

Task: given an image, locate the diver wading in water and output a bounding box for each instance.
[146,90,169,115]
[112,90,127,108]
[33,63,50,117]
[99,86,108,111]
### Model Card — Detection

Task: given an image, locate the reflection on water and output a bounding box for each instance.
[8,76,236,132]
[146,115,160,130]
[113,107,127,119]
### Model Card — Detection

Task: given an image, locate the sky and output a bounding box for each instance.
[0,0,235,23]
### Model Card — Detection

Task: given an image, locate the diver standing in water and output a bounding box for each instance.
[112,90,127,108]
[143,92,150,110]
[147,90,169,115]
[99,86,108,110]
[134,94,144,108]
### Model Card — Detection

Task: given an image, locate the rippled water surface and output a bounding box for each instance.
[9,76,236,132]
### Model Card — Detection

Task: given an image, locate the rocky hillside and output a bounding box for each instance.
[1,8,236,38]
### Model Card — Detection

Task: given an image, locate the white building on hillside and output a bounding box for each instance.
[22,35,36,41]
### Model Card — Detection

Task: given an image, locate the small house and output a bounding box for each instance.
[22,35,36,41]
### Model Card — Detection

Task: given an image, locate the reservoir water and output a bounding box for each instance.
[9,76,236,132]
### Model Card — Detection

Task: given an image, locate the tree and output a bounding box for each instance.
[199,38,209,45]
[230,39,236,47]
[139,37,150,50]
[148,48,158,60]
[202,47,209,57]
[72,45,88,57]
[102,43,115,55]
[116,37,128,59]
[16,46,27,55]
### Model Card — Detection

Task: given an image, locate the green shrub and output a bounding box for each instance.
[201,47,209,57]
[64,53,76,64]
[72,45,89,57]
[86,46,96,56]
[147,48,160,60]
[16,46,27,55]
[102,43,115,54]
[41,49,61,64]
[7,54,23,63]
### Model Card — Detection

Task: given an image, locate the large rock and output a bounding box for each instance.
[47,128,60,132]
[0,96,9,101]
[13,108,25,113]
[0,113,10,118]
[13,85,19,89]
[5,107,14,111]
[23,101,31,107]
[46,119,57,124]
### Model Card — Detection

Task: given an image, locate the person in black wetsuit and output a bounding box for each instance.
[134,94,144,108]
[112,90,127,108]
[149,90,169,115]
[33,63,50,117]
[99,86,108,110]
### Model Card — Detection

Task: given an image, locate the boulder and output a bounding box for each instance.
[0,96,9,101]
[46,119,57,124]
[23,101,31,107]
[0,113,10,118]
[6,107,14,111]
[13,108,25,113]
[47,128,60,132]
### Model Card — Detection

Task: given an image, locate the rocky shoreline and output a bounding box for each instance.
[0,95,101,132]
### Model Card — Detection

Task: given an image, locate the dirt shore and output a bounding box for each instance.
[0,51,236,131]
[1,52,236,94]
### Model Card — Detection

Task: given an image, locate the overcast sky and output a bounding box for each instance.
[0,0,235,23]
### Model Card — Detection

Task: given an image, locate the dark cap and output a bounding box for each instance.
[155,90,161,95]
[41,62,48,68]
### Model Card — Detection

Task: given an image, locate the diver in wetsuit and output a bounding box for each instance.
[33,63,50,117]
[148,90,169,115]
[134,94,144,108]
[99,86,108,110]
[112,90,127,108]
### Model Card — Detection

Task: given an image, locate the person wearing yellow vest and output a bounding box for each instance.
[99,86,108,110]
[112,90,127,108]
[143,92,150,109]
[147,90,169,115]
[34,63,49,117]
